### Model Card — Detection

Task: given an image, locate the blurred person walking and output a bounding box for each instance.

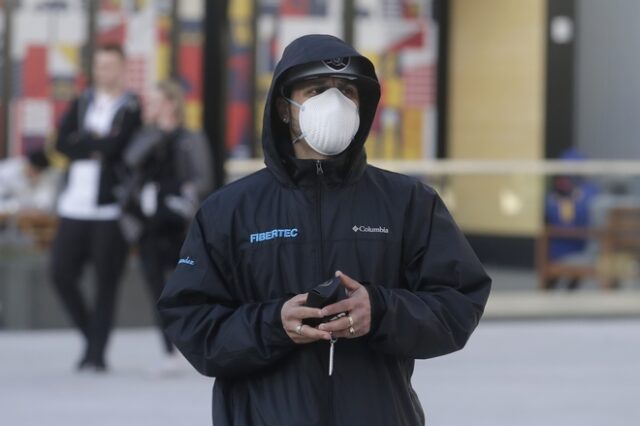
[158,34,491,425]
[51,44,142,372]
[121,80,213,375]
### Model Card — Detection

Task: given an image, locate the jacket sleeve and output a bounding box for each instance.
[84,102,143,162]
[181,131,215,200]
[55,97,142,162]
[366,185,491,359]
[157,210,296,378]
[55,98,91,160]
[123,127,164,169]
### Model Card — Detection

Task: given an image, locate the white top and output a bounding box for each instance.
[0,157,60,214]
[84,92,122,137]
[57,92,125,220]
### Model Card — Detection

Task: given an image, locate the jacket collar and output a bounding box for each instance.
[270,145,367,189]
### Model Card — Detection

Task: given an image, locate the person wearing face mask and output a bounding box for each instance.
[158,34,491,425]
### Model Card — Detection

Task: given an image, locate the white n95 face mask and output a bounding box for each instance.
[287,87,360,156]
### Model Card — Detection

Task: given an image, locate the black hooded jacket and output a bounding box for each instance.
[56,89,142,205]
[158,35,491,426]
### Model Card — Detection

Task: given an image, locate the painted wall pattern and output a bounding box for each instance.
[3,0,436,160]
[355,0,438,159]
[227,0,438,160]
[2,0,203,157]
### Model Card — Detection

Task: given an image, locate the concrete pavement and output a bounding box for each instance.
[2,320,640,425]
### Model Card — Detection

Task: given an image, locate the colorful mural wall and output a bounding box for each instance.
[0,4,6,158]
[3,0,203,157]
[253,0,343,158]
[176,1,204,132]
[227,0,256,159]
[9,0,87,156]
[225,0,344,159]
[226,0,438,160]
[3,0,436,160]
[355,0,438,159]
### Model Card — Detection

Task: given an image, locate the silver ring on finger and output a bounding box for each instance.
[347,315,354,327]
[295,324,304,335]
[349,326,355,337]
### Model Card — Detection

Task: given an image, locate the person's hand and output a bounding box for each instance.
[281,293,332,344]
[318,271,371,339]
[70,129,93,144]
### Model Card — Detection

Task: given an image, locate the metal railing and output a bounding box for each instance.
[225,159,640,178]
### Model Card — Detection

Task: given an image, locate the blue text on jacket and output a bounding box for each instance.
[250,228,298,243]
[178,257,195,266]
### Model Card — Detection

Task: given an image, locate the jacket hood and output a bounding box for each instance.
[262,34,381,187]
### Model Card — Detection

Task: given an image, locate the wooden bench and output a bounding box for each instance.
[15,212,59,251]
[537,206,640,290]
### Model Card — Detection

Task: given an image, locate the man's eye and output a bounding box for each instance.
[341,87,357,97]
[310,87,326,95]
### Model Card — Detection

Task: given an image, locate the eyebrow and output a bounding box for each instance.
[299,79,332,89]
[298,78,357,90]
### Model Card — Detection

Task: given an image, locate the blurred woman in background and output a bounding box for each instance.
[122,80,213,375]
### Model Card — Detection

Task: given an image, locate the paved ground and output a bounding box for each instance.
[2,320,639,426]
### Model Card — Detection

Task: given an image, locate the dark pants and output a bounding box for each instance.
[138,230,184,354]
[51,218,128,364]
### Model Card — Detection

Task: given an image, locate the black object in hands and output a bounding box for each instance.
[303,277,347,327]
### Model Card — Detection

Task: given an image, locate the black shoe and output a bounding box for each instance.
[567,279,581,291]
[77,357,108,373]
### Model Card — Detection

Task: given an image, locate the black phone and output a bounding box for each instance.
[303,277,347,327]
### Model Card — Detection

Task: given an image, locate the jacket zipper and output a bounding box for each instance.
[315,159,334,424]
[315,160,325,270]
